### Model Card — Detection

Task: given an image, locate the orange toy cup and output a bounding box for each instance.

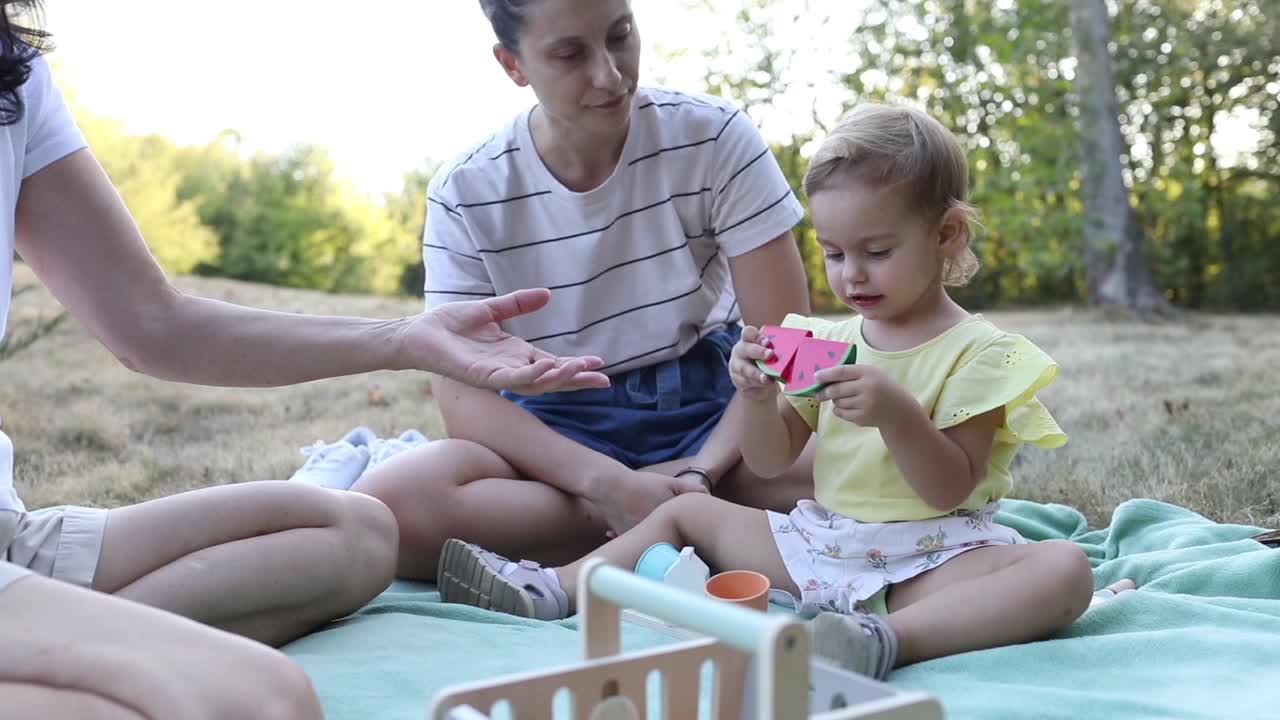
[704,570,770,612]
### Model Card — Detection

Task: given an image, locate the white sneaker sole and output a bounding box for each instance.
[437,538,536,618]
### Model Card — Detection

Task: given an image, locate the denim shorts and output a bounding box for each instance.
[502,325,741,469]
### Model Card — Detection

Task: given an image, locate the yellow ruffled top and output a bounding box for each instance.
[780,313,1067,522]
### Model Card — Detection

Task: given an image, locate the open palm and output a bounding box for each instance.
[407,288,610,395]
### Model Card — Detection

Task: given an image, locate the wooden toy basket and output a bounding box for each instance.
[428,558,942,720]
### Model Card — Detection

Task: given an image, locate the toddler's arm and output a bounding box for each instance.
[880,405,1003,511]
[728,327,814,477]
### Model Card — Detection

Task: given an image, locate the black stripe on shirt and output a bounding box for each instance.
[526,283,704,343]
[428,196,462,218]
[599,340,682,372]
[437,141,522,189]
[722,298,740,325]
[424,289,497,298]
[600,318,738,371]
[717,147,769,197]
[697,248,720,276]
[430,190,552,214]
[527,244,721,344]
[478,188,713,255]
[457,190,553,209]
[628,110,741,167]
[422,243,482,262]
[542,229,714,291]
[439,135,495,190]
[636,100,729,112]
[544,241,690,291]
[714,188,795,237]
[659,89,725,109]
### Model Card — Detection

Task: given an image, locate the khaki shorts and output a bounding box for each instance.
[0,506,108,593]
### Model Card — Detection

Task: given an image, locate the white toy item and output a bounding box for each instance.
[428,558,942,720]
[662,545,711,593]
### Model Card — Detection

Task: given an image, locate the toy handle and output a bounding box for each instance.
[578,558,790,658]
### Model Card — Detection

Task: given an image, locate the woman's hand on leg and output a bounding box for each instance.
[586,468,709,537]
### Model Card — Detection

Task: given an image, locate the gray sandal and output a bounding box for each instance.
[437,538,571,621]
[809,611,900,680]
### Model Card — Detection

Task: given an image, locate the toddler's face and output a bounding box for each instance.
[810,178,951,324]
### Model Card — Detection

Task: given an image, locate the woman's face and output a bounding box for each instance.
[495,0,641,136]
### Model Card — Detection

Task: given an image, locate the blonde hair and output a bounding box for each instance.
[803,103,980,287]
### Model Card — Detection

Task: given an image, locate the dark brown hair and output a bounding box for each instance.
[0,1,50,125]
[478,0,533,53]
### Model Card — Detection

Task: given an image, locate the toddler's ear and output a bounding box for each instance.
[936,207,969,254]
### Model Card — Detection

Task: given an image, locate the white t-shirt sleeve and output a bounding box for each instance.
[422,176,496,310]
[22,57,87,178]
[709,109,804,257]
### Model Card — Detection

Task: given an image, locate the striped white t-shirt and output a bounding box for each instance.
[423,87,804,374]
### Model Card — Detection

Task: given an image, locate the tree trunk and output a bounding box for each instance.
[1069,0,1169,313]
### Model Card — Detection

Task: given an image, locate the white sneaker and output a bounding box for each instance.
[341,426,379,449]
[366,429,431,472]
[288,426,377,490]
[397,429,428,444]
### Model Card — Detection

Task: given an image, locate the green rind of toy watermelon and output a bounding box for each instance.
[783,340,857,397]
[754,325,812,378]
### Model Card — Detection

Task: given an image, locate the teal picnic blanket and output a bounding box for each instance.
[284,498,1280,719]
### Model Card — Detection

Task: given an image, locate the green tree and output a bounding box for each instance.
[177,141,413,295]
[1107,0,1280,309]
[807,0,1277,309]
[385,164,436,296]
[79,113,221,274]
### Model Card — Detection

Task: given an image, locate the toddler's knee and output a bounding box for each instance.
[1038,539,1094,616]
[1041,539,1092,582]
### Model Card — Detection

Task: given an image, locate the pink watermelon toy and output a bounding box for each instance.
[783,337,857,397]
[753,325,857,397]
[754,325,813,379]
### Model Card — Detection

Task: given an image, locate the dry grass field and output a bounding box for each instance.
[3,261,1277,529]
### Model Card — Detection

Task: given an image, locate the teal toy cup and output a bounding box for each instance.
[635,542,680,581]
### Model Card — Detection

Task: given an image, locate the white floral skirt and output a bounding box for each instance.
[767,500,1026,616]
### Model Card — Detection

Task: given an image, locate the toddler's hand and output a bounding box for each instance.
[816,364,914,427]
[730,326,780,402]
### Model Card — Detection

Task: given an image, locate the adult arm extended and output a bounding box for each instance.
[14,149,608,394]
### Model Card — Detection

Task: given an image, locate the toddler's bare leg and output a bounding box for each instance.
[885,540,1094,666]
